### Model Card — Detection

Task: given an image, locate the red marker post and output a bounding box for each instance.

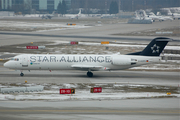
[70,41,78,45]
[60,89,71,94]
[26,46,45,49]
[26,46,38,49]
[60,88,75,94]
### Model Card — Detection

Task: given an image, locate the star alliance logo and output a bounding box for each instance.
[151,44,160,53]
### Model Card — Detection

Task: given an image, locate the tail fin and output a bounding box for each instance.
[78,9,81,15]
[135,11,139,18]
[142,10,147,16]
[127,37,172,56]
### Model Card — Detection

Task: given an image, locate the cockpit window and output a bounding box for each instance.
[11,58,19,61]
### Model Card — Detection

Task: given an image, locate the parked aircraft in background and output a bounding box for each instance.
[134,11,141,20]
[101,14,116,19]
[4,37,172,77]
[166,9,180,20]
[128,11,152,24]
[135,10,153,22]
[41,11,56,19]
[41,15,53,19]
[147,12,165,21]
[148,12,173,21]
[139,10,173,22]
[69,9,82,19]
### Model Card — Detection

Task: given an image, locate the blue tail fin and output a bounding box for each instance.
[127,37,172,56]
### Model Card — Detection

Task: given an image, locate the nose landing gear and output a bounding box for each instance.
[87,71,93,77]
[20,71,24,76]
[20,73,24,76]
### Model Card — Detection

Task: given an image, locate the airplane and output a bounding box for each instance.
[139,10,165,22]
[101,14,115,19]
[148,12,173,21]
[136,10,153,22]
[41,11,56,19]
[128,11,153,23]
[69,9,82,19]
[41,15,53,19]
[166,9,180,20]
[134,11,144,20]
[3,37,172,77]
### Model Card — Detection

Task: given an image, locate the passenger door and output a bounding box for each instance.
[22,55,28,67]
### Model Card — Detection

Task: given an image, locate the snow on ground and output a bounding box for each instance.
[161,60,180,63]
[46,41,180,50]
[1,91,178,101]
[163,53,180,57]
[24,14,44,17]
[37,25,91,32]
[0,21,91,32]
[0,83,179,101]
[130,64,180,70]
[164,46,180,50]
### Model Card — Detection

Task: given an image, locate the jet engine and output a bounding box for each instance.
[111,57,137,65]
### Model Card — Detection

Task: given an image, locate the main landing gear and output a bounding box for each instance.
[87,71,93,77]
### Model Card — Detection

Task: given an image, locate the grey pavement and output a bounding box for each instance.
[0,98,179,120]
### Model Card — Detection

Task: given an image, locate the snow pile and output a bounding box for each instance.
[130,64,180,70]
[0,83,179,101]
[0,21,91,32]
[1,91,177,101]
[47,41,180,50]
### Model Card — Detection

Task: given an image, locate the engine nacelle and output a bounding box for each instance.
[112,57,136,66]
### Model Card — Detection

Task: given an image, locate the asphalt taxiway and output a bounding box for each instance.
[0,18,179,120]
[0,64,179,87]
[0,19,179,46]
[0,98,179,120]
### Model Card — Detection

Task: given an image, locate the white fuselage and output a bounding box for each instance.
[4,54,161,71]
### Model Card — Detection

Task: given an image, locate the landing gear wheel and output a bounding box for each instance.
[87,72,93,77]
[20,73,24,77]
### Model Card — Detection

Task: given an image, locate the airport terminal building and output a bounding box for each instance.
[0,0,179,14]
[0,0,71,12]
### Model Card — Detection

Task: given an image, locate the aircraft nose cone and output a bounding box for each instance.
[3,62,9,68]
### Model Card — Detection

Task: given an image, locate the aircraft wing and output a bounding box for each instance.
[71,65,106,71]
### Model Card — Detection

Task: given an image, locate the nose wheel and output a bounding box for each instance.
[87,71,93,77]
[20,73,24,76]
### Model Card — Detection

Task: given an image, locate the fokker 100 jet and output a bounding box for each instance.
[4,37,172,77]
